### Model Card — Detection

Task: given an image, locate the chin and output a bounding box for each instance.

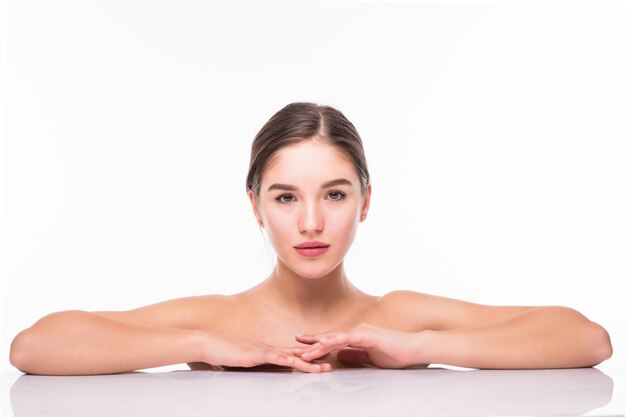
[292,266,331,280]
[289,259,343,280]
[277,251,344,279]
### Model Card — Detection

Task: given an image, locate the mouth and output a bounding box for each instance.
[294,241,330,249]
[294,242,330,257]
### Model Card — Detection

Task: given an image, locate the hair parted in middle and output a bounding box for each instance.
[246,102,370,199]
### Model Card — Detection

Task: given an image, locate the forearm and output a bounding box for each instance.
[9,310,207,375]
[417,306,612,369]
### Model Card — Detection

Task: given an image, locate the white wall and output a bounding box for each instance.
[2,0,625,371]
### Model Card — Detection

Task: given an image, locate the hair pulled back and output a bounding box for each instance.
[246,102,370,198]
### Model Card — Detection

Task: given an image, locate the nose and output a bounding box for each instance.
[298,201,324,234]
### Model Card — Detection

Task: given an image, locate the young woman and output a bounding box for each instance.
[9,102,613,375]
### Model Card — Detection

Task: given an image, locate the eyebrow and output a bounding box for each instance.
[267,178,353,192]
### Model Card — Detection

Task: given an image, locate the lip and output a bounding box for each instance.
[294,241,330,249]
[294,241,330,257]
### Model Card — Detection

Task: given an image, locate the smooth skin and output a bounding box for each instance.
[9,138,612,375]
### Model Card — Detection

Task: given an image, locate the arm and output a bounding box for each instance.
[386,291,613,369]
[416,306,612,369]
[9,310,208,375]
[9,295,327,375]
[292,295,612,370]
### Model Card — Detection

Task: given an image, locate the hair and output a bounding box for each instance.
[246,102,370,199]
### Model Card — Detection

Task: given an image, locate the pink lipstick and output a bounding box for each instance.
[294,241,330,257]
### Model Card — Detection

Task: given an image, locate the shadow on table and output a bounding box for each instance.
[10,366,613,417]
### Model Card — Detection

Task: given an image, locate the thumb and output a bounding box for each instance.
[336,348,374,365]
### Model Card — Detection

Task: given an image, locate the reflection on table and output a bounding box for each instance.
[10,366,614,417]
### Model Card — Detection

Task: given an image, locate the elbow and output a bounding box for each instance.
[10,329,34,374]
[588,324,613,366]
[547,307,613,367]
[9,310,87,374]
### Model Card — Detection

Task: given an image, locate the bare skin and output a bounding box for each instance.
[9,138,612,375]
[9,261,612,374]
[186,275,384,371]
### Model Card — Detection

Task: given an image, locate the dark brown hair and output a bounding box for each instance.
[246,102,370,198]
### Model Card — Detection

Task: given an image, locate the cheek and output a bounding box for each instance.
[262,211,291,244]
[326,206,360,240]
[336,212,359,242]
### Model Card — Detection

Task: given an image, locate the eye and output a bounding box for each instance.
[276,193,295,203]
[327,191,346,201]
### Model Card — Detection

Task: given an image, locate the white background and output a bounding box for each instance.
[1,0,625,372]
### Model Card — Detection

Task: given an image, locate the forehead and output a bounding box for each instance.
[262,140,358,186]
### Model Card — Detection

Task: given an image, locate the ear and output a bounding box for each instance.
[360,182,372,222]
[248,189,264,228]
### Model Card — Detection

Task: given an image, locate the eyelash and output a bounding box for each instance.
[275,191,346,204]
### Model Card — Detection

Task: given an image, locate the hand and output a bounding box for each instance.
[293,323,426,369]
[200,331,332,373]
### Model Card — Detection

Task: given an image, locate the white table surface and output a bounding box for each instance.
[2,362,623,417]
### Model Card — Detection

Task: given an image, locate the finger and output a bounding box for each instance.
[295,332,344,350]
[307,353,331,363]
[293,342,321,356]
[294,335,317,344]
[320,330,376,350]
[301,348,337,362]
[300,337,351,361]
[275,345,312,355]
[289,356,332,373]
[300,329,376,361]
[272,343,327,358]
[300,328,374,350]
[295,332,340,343]
[266,351,331,373]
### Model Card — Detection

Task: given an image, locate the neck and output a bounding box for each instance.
[262,259,360,321]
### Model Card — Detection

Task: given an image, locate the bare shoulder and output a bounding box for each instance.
[379,289,429,303]
[378,289,442,312]
[377,290,534,331]
[373,290,436,331]
[92,294,235,330]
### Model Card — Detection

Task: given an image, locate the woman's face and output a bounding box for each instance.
[248,138,371,279]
